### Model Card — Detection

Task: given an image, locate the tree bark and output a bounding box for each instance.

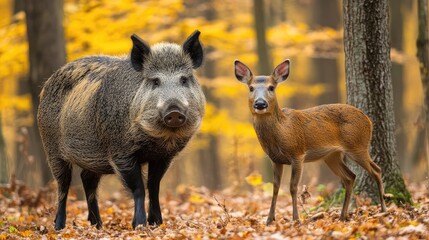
[253,0,271,74]
[343,0,411,204]
[416,0,429,173]
[24,0,66,186]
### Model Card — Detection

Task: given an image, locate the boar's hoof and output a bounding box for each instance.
[148,214,163,226]
[54,219,66,231]
[132,217,147,229]
[163,110,186,127]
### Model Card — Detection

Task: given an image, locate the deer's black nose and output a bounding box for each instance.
[254,99,268,110]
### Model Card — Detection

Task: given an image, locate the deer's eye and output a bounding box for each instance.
[249,86,254,92]
[268,86,275,91]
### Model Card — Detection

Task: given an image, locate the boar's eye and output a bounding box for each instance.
[268,85,275,91]
[180,76,188,85]
[249,86,254,92]
[149,78,160,88]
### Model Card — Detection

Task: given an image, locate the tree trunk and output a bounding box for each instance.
[0,115,8,184]
[310,0,341,184]
[343,0,412,204]
[197,1,222,189]
[24,0,66,186]
[253,0,273,180]
[416,0,429,173]
[312,0,340,105]
[13,0,24,14]
[390,0,408,170]
[268,0,286,26]
[253,0,271,74]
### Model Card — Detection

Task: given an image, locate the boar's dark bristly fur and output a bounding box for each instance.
[38,30,205,230]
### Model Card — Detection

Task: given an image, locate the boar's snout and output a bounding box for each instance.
[164,110,186,127]
[162,104,187,128]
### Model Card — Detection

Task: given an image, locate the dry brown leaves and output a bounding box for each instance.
[1,178,428,239]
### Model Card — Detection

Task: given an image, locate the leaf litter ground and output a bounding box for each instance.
[0,176,428,239]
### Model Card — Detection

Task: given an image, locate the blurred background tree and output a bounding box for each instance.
[417,0,429,178]
[24,0,66,186]
[190,0,222,190]
[0,115,7,184]
[0,0,426,203]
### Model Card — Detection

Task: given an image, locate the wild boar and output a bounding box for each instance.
[38,30,205,230]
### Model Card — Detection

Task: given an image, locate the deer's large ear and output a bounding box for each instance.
[234,60,253,84]
[130,34,151,72]
[272,59,290,83]
[183,30,204,69]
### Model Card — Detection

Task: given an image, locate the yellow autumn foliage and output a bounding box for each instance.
[0,0,334,117]
[0,0,342,186]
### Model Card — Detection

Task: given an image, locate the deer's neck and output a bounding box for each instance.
[252,104,294,164]
[252,104,284,138]
[253,102,283,123]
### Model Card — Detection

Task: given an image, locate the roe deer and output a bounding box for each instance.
[234,59,387,225]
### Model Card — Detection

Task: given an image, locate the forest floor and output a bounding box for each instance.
[0,175,428,239]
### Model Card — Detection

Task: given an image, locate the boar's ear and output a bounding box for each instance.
[234,60,253,84]
[272,59,290,83]
[130,34,151,72]
[183,30,203,69]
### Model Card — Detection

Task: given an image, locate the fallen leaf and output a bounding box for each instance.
[245,173,263,187]
[398,224,427,235]
[9,226,18,234]
[310,212,326,221]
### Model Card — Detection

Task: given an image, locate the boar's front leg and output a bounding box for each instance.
[147,159,171,225]
[80,170,102,228]
[116,159,147,228]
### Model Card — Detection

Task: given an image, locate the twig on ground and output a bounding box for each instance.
[214,196,230,228]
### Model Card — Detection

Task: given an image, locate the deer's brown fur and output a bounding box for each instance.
[234,59,386,225]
